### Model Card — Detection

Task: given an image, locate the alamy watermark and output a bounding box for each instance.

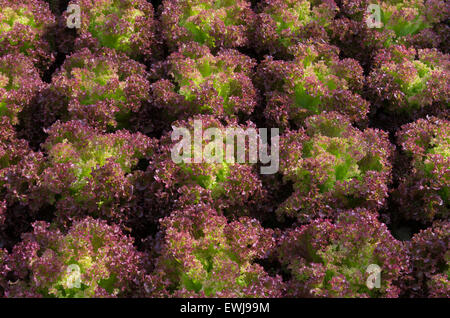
[64,264,82,289]
[366,4,383,29]
[66,4,81,29]
[171,120,279,174]
[366,264,381,289]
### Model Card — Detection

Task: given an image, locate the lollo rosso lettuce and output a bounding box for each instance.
[0,0,56,72]
[329,0,449,68]
[277,112,393,222]
[66,0,158,62]
[256,41,369,130]
[368,45,449,114]
[149,115,267,217]
[150,204,284,297]
[0,54,44,125]
[3,120,157,226]
[3,217,148,297]
[42,47,150,131]
[160,0,255,52]
[394,117,449,223]
[253,0,338,57]
[0,116,38,208]
[149,42,257,123]
[407,221,449,297]
[338,0,449,48]
[0,117,34,174]
[278,209,409,297]
[0,118,32,239]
